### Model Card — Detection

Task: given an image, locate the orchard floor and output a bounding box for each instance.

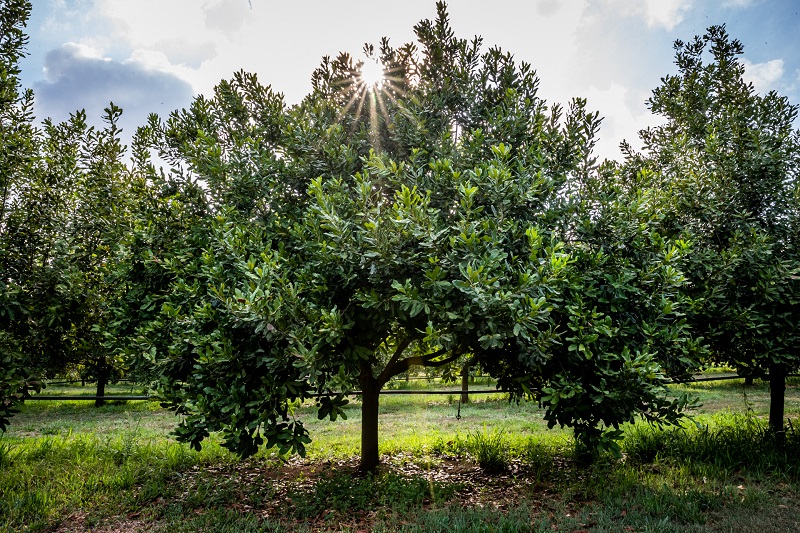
[1,378,799,532]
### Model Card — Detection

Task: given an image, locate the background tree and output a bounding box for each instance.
[0,0,139,415]
[546,157,705,457]
[56,104,140,405]
[625,25,800,433]
[0,0,39,430]
[2,103,138,407]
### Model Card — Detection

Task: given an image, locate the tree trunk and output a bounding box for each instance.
[359,366,381,472]
[574,425,601,466]
[94,363,109,408]
[744,376,754,386]
[461,362,470,404]
[768,363,786,437]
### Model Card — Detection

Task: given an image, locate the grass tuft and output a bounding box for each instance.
[465,426,510,473]
[624,412,800,476]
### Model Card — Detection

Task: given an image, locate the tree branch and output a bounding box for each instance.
[376,335,415,384]
[420,346,449,362]
[420,351,463,369]
[387,349,464,379]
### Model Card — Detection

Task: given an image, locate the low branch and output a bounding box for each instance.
[420,346,449,362]
[421,351,463,369]
[389,349,464,379]
[377,335,415,384]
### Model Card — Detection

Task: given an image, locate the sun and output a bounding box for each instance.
[359,59,384,90]
[335,54,404,152]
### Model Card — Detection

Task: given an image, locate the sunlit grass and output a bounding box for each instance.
[2,377,799,531]
[672,376,800,416]
[288,385,560,462]
[0,430,232,532]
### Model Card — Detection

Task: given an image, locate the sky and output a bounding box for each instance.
[18,0,800,162]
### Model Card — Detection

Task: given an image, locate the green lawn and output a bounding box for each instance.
[1,378,799,532]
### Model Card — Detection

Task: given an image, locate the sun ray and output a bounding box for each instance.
[339,83,362,118]
[368,89,381,152]
[379,85,401,107]
[328,54,412,150]
[349,89,368,137]
[376,87,392,132]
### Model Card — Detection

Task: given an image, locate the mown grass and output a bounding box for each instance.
[1,377,799,531]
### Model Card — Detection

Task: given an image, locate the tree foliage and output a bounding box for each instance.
[0,0,37,430]
[122,3,702,469]
[623,25,800,432]
[0,1,138,424]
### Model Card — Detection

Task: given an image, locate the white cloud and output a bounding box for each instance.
[536,0,562,17]
[42,42,108,81]
[83,1,444,102]
[95,0,208,46]
[59,42,106,61]
[153,39,217,69]
[125,49,197,83]
[88,0,236,95]
[203,0,252,35]
[742,58,784,93]
[33,42,193,144]
[640,0,692,30]
[584,83,663,161]
[597,0,693,31]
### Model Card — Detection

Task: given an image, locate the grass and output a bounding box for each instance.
[1,377,799,531]
[671,378,800,415]
[464,426,511,473]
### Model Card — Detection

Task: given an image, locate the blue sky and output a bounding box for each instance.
[18,0,800,161]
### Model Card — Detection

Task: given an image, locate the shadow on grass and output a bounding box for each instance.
[3,410,800,532]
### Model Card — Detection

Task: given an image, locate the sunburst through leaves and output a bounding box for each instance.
[315,44,413,153]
